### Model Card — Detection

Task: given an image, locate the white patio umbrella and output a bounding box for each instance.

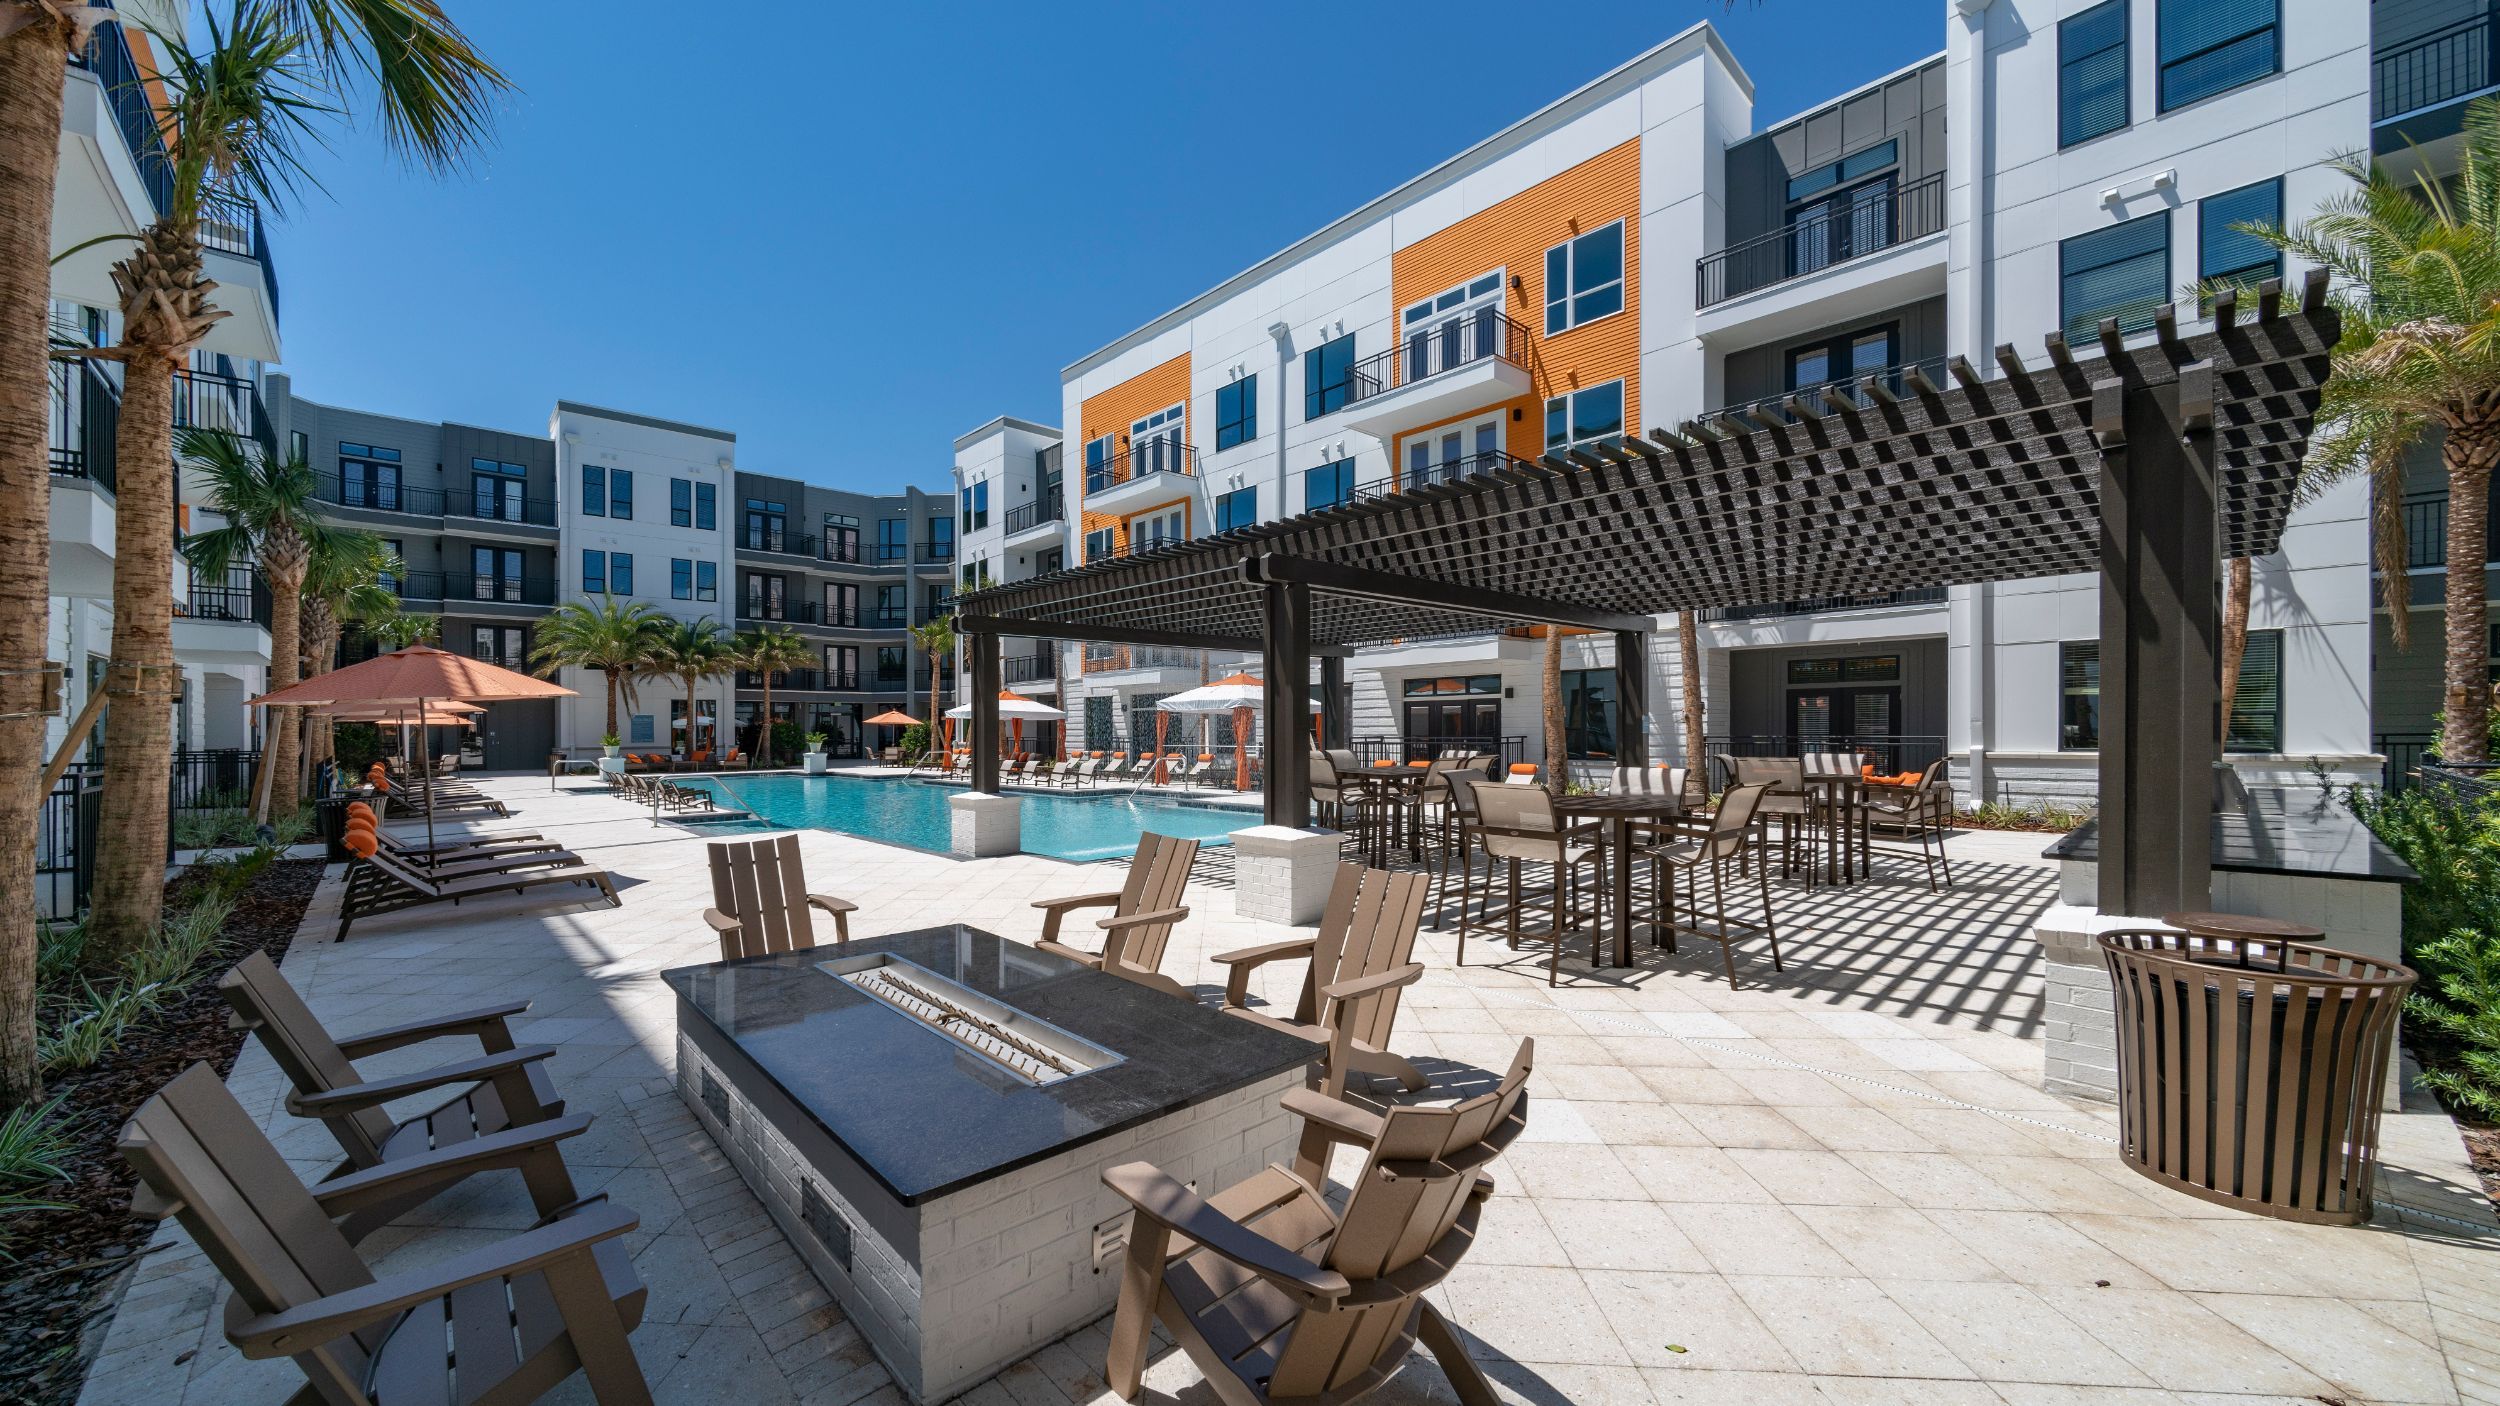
[1156,673,1319,791]
[944,689,1066,757]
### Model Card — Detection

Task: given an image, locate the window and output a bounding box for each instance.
[927,518,954,558]
[2199,178,2282,293]
[339,442,401,511]
[1085,526,1116,561]
[582,463,606,517]
[1544,379,1626,453]
[1303,334,1357,419]
[1215,375,1257,450]
[471,458,527,521]
[582,549,605,596]
[1544,220,1625,333]
[2060,0,2130,147]
[1787,325,1896,391]
[2159,0,2277,111]
[471,625,525,670]
[609,552,633,595]
[289,429,308,462]
[960,479,988,533]
[876,645,907,681]
[1404,675,1502,696]
[672,558,693,600]
[2059,641,2100,750]
[609,468,633,520]
[695,482,716,531]
[2226,628,2283,752]
[823,513,859,562]
[379,538,403,594]
[877,518,909,561]
[1785,142,1899,276]
[1215,486,1257,533]
[1305,460,1357,512]
[1559,668,1618,760]
[825,645,858,687]
[696,560,716,601]
[2060,211,2170,343]
[1787,655,1900,684]
[473,546,521,602]
[826,582,858,626]
[671,477,692,527]
[745,498,788,553]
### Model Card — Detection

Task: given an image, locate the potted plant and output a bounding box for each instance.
[802,731,830,774]
[598,733,625,775]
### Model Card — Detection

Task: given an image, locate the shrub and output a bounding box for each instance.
[2348,781,2500,1118]
[899,723,929,760]
[333,721,385,777]
[172,807,255,850]
[0,1100,71,1228]
[768,720,803,762]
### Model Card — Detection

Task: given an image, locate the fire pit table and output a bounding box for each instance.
[664,925,1319,1403]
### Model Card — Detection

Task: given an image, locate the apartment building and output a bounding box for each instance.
[977,0,2491,802]
[952,417,1069,744]
[46,1,284,765]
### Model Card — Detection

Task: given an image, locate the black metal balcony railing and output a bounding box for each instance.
[1004,498,1067,535]
[1300,449,1540,512]
[49,359,120,494]
[378,572,555,606]
[1346,309,1532,408]
[72,18,173,219]
[313,475,559,528]
[739,598,817,624]
[451,489,558,528]
[875,542,911,563]
[874,667,910,687]
[1697,171,1946,308]
[871,605,909,628]
[741,527,817,558]
[196,191,279,323]
[1710,356,1953,428]
[820,539,860,564]
[181,564,272,627]
[171,367,258,438]
[2376,14,2496,122]
[1002,653,1057,685]
[1084,441,1198,496]
[1700,585,1949,623]
[736,669,857,691]
[916,541,955,563]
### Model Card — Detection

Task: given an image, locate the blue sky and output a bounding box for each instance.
[267,0,1942,489]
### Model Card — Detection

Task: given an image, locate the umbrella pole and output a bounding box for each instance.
[420,696,438,853]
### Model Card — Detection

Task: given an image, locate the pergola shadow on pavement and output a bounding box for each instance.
[962,277,2339,920]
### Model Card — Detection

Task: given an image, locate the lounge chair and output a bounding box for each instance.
[336,843,619,942]
[1032,833,1197,999]
[703,833,857,960]
[350,798,563,869]
[1214,862,1430,1100]
[217,950,577,1241]
[1177,754,1215,788]
[1098,1038,1532,1406]
[119,1064,653,1406]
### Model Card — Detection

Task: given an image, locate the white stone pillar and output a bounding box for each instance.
[1231,824,1342,925]
[947,792,1019,857]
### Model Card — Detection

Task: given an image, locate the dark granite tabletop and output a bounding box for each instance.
[2041,789,2416,884]
[663,926,1319,1203]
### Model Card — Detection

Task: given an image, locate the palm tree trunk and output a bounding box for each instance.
[0,8,83,1107]
[605,671,620,743]
[1543,628,1565,799]
[2219,557,2252,724]
[87,355,178,959]
[1678,612,1706,793]
[257,570,304,824]
[929,655,942,753]
[759,677,774,766]
[2440,426,2496,763]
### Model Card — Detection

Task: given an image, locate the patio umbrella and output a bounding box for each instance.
[863,708,920,759]
[944,690,1066,760]
[1158,673,1317,792]
[250,645,574,851]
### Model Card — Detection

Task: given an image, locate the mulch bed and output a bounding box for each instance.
[0,858,323,1406]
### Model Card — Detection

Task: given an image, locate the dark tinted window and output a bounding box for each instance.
[2159,0,2277,110]
[1303,335,1356,419]
[2060,0,2129,146]
[2060,212,2169,342]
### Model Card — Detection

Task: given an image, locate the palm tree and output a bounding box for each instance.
[910,617,955,752]
[531,597,667,744]
[294,532,401,775]
[732,626,812,766]
[2224,97,2500,762]
[652,618,726,759]
[1541,627,1567,798]
[365,611,440,650]
[1677,612,1707,798]
[0,0,506,1106]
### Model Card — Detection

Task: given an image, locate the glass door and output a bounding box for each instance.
[472,546,521,602]
[1130,404,1185,477]
[1401,271,1505,383]
[1789,687,1899,744]
[1131,506,1186,550]
[1400,414,1503,490]
[744,572,783,621]
[1084,434,1115,493]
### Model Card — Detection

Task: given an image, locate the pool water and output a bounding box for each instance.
[676,773,1250,862]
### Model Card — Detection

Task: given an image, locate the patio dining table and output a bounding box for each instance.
[1344,766,1431,866]
[1798,770,1871,885]
[1555,791,1687,967]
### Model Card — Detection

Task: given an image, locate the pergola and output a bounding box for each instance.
[961,275,2339,917]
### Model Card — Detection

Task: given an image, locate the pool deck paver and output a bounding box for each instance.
[73,770,2500,1406]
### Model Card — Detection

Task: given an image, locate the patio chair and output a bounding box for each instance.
[1462,785,1608,985]
[1731,756,1818,880]
[704,833,857,960]
[119,1064,654,1406]
[1215,862,1428,1099]
[1646,781,1783,986]
[216,950,579,1241]
[1098,1037,1531,1406]
[1861,757,1956,892]
[1033,833,1198,999]
[336,844,619,942]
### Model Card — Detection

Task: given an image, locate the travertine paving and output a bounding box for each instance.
[79,772,2500,1406]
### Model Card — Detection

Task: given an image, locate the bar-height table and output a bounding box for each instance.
[1556,791,1688,966]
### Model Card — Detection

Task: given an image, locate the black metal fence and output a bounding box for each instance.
[171,749,261,812]
[2377,732,2434,793]
[38,766,103,922]
[2375,13,2495,122]
[1349,734,1529,768]
[1702,733,1948,779]
[1697,172,1945,307]
[49,358,120,492]
[1345,309,1531,407]
[1004,499,1066,535]
[183,564,273,625]
[1084,441,1198,496]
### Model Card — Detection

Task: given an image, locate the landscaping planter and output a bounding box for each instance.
[2099,927,2414,1224]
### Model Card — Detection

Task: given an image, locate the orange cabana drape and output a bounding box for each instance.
[1233,704,1253,792]
[1153,711,1170,785]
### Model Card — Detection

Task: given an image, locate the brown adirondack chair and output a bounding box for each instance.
[1032,832,1198,1000]
[120,1063,654,1406]
[703,833,859,961]
[217,951,578,1241]
[1101,1037,1533,1406]
[1214,862,1429,1100]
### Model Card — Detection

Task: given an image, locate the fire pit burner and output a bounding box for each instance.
[820,953,1117,1085]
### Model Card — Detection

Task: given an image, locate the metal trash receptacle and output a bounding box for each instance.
[313,794,355,863]
[2099,926,2414,1224]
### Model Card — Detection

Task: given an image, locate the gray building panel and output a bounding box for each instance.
[1724,57,1948,247]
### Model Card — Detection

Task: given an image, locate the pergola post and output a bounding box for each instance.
[1261,581,1312,828]
[1614,629,1649,770]
[1319,654,1349,751]
[948,625,1018,856]
[969,630,1002,793]
[2093,364,2218,917]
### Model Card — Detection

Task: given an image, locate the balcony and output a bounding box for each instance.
[313,475,560,531]
[171,366,262,442]
[739,526,818,559]
[1002,652,1057,686]
[916,541,956,565]
[1083,441,1198,515]
[1699,586,1949,623]
[1340,311,1535,441]
[2376,13,2497,128]
[1003,497,1066,538]
[871,605,910,628]
[875,542,912,564]
[1697,172,1945,309]
[735,669,862,692]
[1707,356,1950,429]
[738,598,824,626]
[1299,449,1540,513]
[874,667,911,688]
[1080,644,1199,675]
[378,572,556,607]
[172,565,272,669]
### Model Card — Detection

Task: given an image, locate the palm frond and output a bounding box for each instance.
[265,0,511,172]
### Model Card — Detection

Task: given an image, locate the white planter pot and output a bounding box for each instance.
[603,744,622,759]
[802,753,828,774]
[599,756,626,776]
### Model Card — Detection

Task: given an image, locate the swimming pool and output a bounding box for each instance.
[675,773,1251,862]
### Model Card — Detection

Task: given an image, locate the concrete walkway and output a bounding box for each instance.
[78,774,2500,1406]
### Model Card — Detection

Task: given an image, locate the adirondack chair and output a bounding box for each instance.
[217,951,577,1241]
[1214,862,1429,1099]
[120,1064,654,1406]
[1032,832,1198,1000]
[1100,1037,1532,1406]
[703,833,858,960]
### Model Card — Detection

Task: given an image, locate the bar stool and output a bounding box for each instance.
[1650,781,1784,987]
[1732,757,1818,883]
[1463,783,1610,984]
